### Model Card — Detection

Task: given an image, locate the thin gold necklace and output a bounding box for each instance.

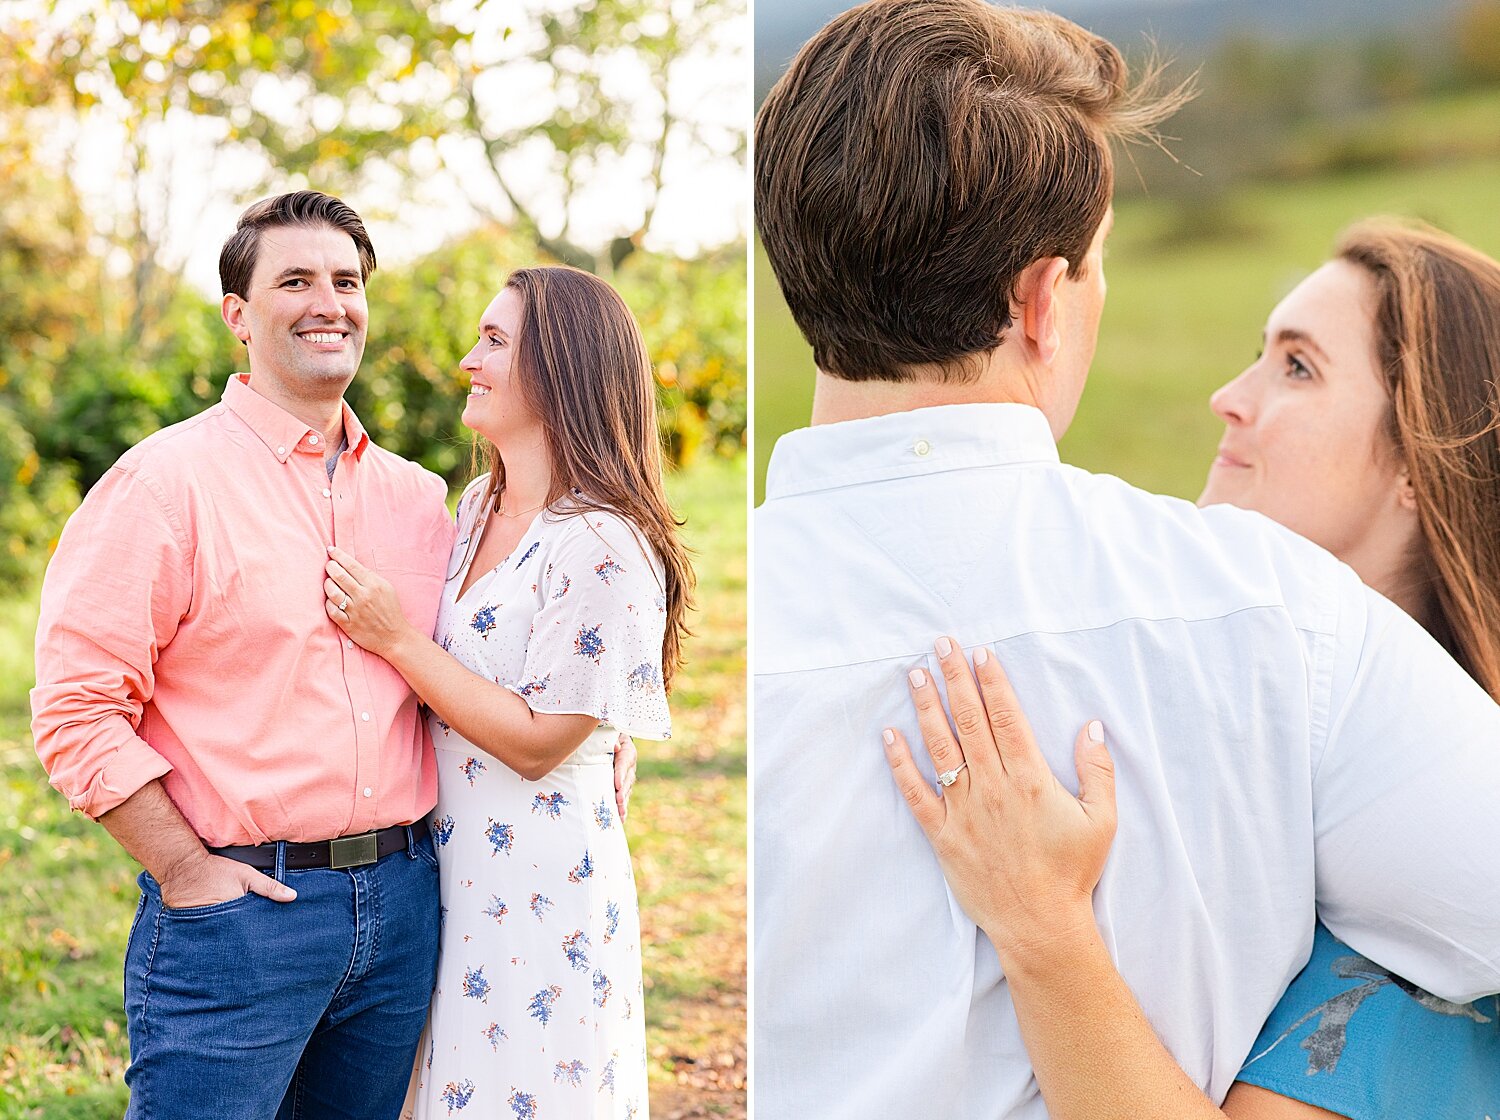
[495,495,547,518]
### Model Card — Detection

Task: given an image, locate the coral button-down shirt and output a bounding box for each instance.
[31,374,456,847]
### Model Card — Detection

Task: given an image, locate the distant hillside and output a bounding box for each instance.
[755,0,1466,101]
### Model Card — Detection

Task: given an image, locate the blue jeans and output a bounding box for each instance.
[122,829,440,1120]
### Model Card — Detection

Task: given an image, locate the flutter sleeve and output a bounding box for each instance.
[510,510,672,740]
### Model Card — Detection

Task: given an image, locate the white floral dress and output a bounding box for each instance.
[413,480,670,1120]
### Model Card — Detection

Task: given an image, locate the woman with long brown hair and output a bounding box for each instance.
[324,265,692,1119]
[888,219,1500,1119]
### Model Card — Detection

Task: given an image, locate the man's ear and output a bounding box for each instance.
[221,293,250,346]
[1016,257,1070,366]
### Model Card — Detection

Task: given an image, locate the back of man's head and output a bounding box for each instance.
[755,0,1184,383]
[219,189,377,300]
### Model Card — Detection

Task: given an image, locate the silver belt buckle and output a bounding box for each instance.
[329,831,379,869]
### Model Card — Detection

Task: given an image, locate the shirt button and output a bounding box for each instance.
[914,439,932,456]
[308,434,319,445]
[346,640,354,649]
[322,488,332,498]
[276,445,286,456]
[361,712,370,721]
[363,787,373,798]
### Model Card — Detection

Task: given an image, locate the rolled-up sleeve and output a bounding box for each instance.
[31,465,190,817]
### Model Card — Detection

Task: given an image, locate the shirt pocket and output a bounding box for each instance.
[372,544,448,638]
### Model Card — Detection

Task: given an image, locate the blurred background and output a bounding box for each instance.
[0,2,745,1117]
[754,0,1500,502]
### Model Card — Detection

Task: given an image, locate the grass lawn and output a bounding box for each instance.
[0,453,747,1120]
[754,155,1500,504]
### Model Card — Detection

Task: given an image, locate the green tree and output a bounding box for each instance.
[445,0,747,274]
[17,0,472,348]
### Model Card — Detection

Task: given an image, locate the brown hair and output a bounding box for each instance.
[1338,220,1500,699]
[220,190,376,297]
[754,0,1189,382]
[470,267,694,689]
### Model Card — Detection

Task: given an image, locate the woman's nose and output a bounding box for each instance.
[1210,367,1255,426]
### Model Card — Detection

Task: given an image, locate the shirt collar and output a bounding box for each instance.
[763,402,1060,500]
[222,373,371,464]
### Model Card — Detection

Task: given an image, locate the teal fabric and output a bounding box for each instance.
[1236,921,1500,1118]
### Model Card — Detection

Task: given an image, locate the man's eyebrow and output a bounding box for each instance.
[1270,327,1332,364]
[267,266,363,282]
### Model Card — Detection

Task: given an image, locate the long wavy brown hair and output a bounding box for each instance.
[469,266,694,689]
[1338,220,1500,699]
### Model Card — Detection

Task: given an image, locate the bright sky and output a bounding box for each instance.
[18,0,749,297]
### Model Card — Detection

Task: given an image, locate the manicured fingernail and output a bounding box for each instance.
[1087,720,1104,744]
[935,636,952,657]
[909,668,926,688]
[882,728,895,746]
[973,646,989,666]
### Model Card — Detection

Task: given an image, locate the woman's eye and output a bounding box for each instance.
[1286,355,1313,380]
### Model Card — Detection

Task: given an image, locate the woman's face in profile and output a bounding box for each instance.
[459,287,542,445]
[1198,259,1408,563]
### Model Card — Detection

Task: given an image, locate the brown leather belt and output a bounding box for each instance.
[208,820,428,871]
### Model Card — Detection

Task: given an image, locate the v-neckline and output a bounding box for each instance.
[453,505,548,606]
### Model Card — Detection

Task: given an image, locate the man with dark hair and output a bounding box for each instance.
[32,190,454,1117]
[753,2,1500,1117]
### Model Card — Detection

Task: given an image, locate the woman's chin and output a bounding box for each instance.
[461,400,494,439]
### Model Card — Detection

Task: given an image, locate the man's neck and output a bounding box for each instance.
[244,375,347,452]
[809,365,1048,428]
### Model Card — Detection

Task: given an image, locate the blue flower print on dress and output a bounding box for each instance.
[531,791,568,819]
[483,896,509,924]
[517,541,540,566]
[562,929,591,971]
[470,604,497,638]
[553,1059,588,1088]
[604,900,620,943]
[483,1022,507,1051]
[594,554,625,584]
[527,984,562,1027]
[529,892,554,921]
[626,662,661,692]
[594,797,614,830]
[484,819,514,856]
[568,850,594,883]
[508,1088,538,1120]
[441,1079,475,1113]
[462,966,490,1003]
[625,1101,639,1120]
[517,674,550,698]
[574,623,606,663]
[461,757,487,785]
[600,1056,617,1096]
[551,573,571,600]
[433,815,456,846]
[592,969,612,1008]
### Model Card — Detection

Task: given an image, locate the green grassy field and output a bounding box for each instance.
[754,155,1500,504]
[0,454,747,1120]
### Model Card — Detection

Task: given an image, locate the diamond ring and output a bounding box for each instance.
[936,762,968,787]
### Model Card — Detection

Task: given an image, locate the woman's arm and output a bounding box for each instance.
[884,638,1332,1120]
[324,547,595,780]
